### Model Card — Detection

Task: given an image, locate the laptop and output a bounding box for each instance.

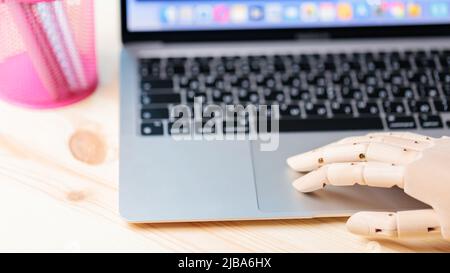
[119,0,450,222]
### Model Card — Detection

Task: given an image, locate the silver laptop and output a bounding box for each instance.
[119,0,450,222]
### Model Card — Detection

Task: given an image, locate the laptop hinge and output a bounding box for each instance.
[294,32,331,41]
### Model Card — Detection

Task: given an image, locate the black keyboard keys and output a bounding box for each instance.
[330,102,353,116]
[409,100,432,113]
[383,101,406,114]
[290,88,311,100]
[264,90,286,103]
[141,79,174,92]
[419,114,443,129]
[238,90,260,103]
[342,88,364,100]
[437,72,450,84]
[141,94,181,105]
[391,86,414,99]
[141,121,164,136]
[418,86,440,98]
[212,90,234,103]
[141,108,169,120]
[304,102,327,117]
[434,99,450,112]
[187,91,207,103]
[356,101,380,116]
[366,87,388,99]
[408,71,430,84]
[278,117,383,132]
[386,115,417,130]
[280,104,301,118]
[137,49,450,135]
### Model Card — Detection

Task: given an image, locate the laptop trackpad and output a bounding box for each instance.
[251,132,428,216]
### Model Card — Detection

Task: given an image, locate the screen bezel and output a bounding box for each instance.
[121,0,450,43]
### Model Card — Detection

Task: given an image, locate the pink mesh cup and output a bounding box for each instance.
[0,0,97,108]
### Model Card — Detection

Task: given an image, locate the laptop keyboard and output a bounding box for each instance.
[138,49,450,136]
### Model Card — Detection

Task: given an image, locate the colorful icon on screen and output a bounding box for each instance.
[319,2,336,21]
[160,6,177,24]
[371,1,389,17]
[300,2,318,22]
[266,3,283,23]
[283,5,300,21]
[213,4,230,24]
[195,5,213,24]
[231,4,248,23]
[179,6,194,24]
[407,3,422,18]
[390,2,405,18]
[430,2,449,17]
[249,5,265,21]
[355,3,369,19]
[337,2,353,21]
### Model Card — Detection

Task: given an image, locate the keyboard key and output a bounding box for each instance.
[304,102,327,117]
[385,72,405,86]
[238,90,260,103]
[230,76,251,88]
[261,77,277,88]
[282,76,302,87]
[187,91,207,103]
[409,100,432,113]
[340,61,360,72]
[437,72,450,84]
[265,90,286,103]
[141,94,181,105]
[414,57,437,69]
[442,85,450,96]
[342,88,364,100]
[141,121,164,136]
[434,100,450,112]
[277,117,383,132]
[356,102,380,116]
[307,74,327,86]
[408,71,430,84]
[383,101,406,114]
[366,87,388,99]
[280,104,301,118]
[314,87,336,100]
[390,60,410,70]
[366,60,386,71]
[332,73,353,86]
[141,80,174,91]
[212,90,234,103]
[418,86,440,98]
[386,115,417,130]
[330,102,353,116]
[419,114,443,129]
[358,73,378,86]
[289,88,311,100]
[141,108,169,120]
[391,86,414,99]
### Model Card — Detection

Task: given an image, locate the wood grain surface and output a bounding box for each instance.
[0,0,449,252]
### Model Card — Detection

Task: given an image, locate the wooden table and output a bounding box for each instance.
[1,1,449,253]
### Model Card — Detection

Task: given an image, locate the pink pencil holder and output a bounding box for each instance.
[0,0,97,108]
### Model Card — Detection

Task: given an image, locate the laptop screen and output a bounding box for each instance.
[127,0,450,32]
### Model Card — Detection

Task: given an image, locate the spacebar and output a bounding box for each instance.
[278,117,383,132]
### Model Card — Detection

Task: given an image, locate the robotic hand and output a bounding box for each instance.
[287,132,450,241]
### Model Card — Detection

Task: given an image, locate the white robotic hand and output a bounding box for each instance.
[287,132,450,241]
